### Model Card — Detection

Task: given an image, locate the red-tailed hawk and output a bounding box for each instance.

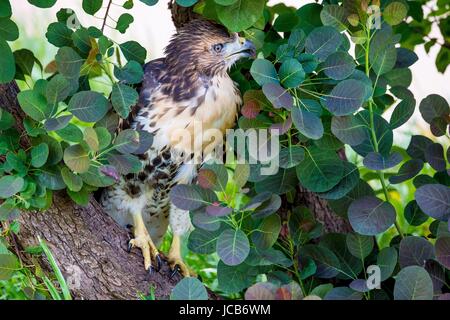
[100,19,255,276]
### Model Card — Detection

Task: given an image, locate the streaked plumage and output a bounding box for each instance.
[100,19,255,275]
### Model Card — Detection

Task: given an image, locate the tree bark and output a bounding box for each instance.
[0,3,351,300]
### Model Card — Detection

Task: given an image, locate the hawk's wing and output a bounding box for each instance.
[117,58,166,132]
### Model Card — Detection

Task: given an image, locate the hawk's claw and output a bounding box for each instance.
[170,265,180,279]
[127,241,132,253]
[155,254,162,272]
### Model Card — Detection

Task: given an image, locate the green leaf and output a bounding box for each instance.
[217,261,256,294]
[83,127,99,152]
[353,111,393,157]
[119,41,147,64]
[0,0,11,18]
[296,147,344,193]
[435,237,450,269]
[255,168,298,195]
[348,196,396,236]
[399,236,435,268]
[140,0,159,5]
[68,91,109,122]
[37,167,65,190]
[390,98,416,129]
[404,200,429,226]
[116,13,134,33]
[216,0,265,32]
[252,214,281,250]
[262,83,293,109]
[63,144,90,173]
[114,129,139,154]
[370,44,397,76]
[170,185,205,211]
[27,0,57,8]
[0,110,14,130]
[31,143,49,168]
[80,166,115,187]
[61,167,83,192]
[273,12,299,32]
[346,233,374,260]
[37,135,63,165]
[0,176,24,199]
[114,60,143,84]
[17,89,51,121]
[279,146,305,169]
[317,161,359,200]
[415,184,450,221]
[187,228,220,254]
[72,28,91,55]
[331,115,367,146]
[363,152,402,170]
[107,153,141,174]
[324,79,366,116]
[45,22,74,47]
[0,18,18,41]
[111,83,139,118]
[300,244,340,279]
[56,123,84,143]
[419,94,449,124]
[0,253,19,280]
[305,26,342,62]
[170,278,208,300]
[250,59,279,87]
[377,247,397,281]
[46,74,71,112]
[55,47,84,79]
[217,229,250,266]
[389,159,423,184]
[14,49,41,80]
[0,37,15,83]
[82,0,103,15]
[394,266,433,300]
[383,2,407,26]
[292,107,323,140]
[322,51,355,80]
[279,58,305,88]
[320,4,347,31]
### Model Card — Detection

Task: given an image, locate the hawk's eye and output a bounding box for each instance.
[213,44,224,53]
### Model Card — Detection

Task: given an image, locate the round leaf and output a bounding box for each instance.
[217,229,250,266]
[348,196,396,236]
[170,278,208,300]
[394,266,433,300]
[296,147,344,193]
[68,91,109,123]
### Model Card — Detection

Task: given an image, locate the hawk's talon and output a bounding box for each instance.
[170,265,180,279]
[127,241,132,253]
[155,254,162,272]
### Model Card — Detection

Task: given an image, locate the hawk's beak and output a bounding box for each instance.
[225,36,256,60]
[239,39,257,58]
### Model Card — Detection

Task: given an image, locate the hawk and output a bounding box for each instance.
[100,19,256,276]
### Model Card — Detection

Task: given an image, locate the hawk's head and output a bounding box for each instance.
[165,19,256,76]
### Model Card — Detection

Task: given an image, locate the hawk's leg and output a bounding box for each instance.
[167,207,194,277]
[128,211,161,272]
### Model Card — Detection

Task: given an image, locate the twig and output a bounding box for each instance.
[101,0,113,33]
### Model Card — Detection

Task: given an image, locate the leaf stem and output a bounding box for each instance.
[365,27,404,239]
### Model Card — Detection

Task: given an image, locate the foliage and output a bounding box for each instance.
[397,0,450,73]
[0,0,449,301]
